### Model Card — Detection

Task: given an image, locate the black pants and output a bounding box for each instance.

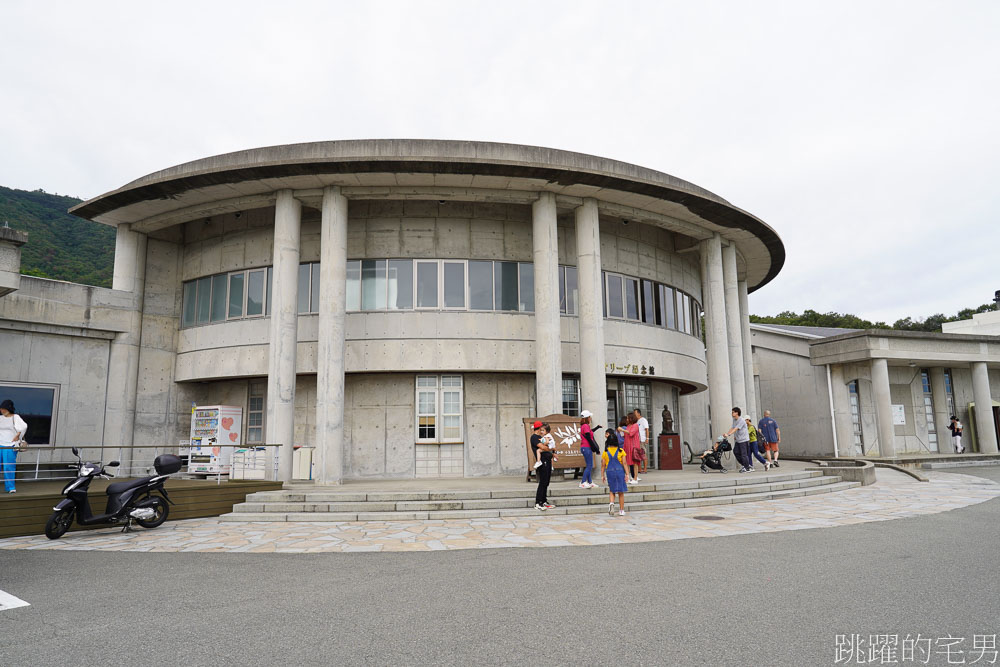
[535,460,551,505]
[734,441,751,468]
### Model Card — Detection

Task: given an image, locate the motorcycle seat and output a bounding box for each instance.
[106,476,156,495]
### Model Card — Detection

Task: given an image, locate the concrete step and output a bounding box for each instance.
[220,476,858,523]
[242,470,823,504]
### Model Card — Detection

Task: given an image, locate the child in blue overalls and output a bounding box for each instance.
[602,440,629,516]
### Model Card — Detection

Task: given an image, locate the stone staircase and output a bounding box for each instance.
[220,470,859,522]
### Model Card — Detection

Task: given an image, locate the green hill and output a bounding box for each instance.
[0,186,115,287]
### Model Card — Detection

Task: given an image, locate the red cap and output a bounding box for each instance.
[532,421,543,429]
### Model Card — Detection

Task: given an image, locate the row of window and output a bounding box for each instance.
[180,259,702,338]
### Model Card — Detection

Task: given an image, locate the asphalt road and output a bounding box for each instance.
[2,467,998,666]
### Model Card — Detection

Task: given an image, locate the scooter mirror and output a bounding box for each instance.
[109,461,120,467]
[72,447,79,457]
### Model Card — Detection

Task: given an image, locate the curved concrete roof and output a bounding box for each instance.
[70,139,784,290]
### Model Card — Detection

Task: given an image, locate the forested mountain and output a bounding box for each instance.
[0,186,114,287]
[750,304,998,332]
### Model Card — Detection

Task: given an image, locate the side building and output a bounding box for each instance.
[751,324,1000,458]
[0,140,783,481]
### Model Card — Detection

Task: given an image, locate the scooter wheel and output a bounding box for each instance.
[135,497,169,529]
[44,509,74,540]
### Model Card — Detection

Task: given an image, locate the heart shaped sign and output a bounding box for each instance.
[229,432,238,442]
[222,417,234,430]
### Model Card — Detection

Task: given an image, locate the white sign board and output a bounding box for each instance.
[891,404,906,425]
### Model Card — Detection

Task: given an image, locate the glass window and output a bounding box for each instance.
[210,274,227,322]
[195,276,212,324]
[944,369,956,416]
[228,272,244,318]
[602,272,607,317]
[849,380,864,454]
[675,291,687,333]
[495,262,519,312]
[681,293,692,334]
[0,382,59,445]
[416,375,463,443]
[297,263,312,314]
[182,281,197,328]
[560,266,578,316]
[518,263,534,312]
[468,261,494,310]
[346,260,360,311]
[660,284,675,329]
[443,262,466,309]
[693,301,702,337]
[247,381,265,444]
[559,266,566,314]
[607,274,624,318]
[625,278,639,320]
[388,259,412,310]
[641,280,656,324]
[246,269,265,317]
[416,261,438,308]
[310,263,320,313]
[561,377,580,417]
[265,267,272,316]
[361,259,387,311]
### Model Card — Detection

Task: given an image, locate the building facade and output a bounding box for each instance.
[751,324,1000,458]
[1,141,783,482]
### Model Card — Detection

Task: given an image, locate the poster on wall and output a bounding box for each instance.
[891,404,906,425]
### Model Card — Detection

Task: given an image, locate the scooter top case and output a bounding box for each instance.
[154,454,182,475]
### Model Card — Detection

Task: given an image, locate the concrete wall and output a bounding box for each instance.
[753,342,833,457]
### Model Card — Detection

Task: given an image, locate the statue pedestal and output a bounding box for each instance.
[658,434,682,470]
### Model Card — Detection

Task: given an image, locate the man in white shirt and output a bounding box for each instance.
[633,408,649,477]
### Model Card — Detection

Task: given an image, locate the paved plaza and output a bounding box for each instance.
[1,468,996,553]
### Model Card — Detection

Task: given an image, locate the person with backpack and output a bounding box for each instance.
[746,417,766,471]
[602,432,629,515]
[949,416,965,454]
[720,407,752,473]
[758,410,782,469]
[578,410,603,489]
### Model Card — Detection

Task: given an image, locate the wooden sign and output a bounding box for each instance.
[523,414,588,481]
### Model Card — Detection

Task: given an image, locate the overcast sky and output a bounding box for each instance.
[2,1,997,322]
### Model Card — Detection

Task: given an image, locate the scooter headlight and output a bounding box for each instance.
[80,465,96,476]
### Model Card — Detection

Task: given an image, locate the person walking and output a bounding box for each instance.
[758,410,781,469]
[602,433,629,516]
[531,421,555,510]
[746,417,766,470]
[634,408,649,475]
[0,399,27,494]
[720,407,751,473]
[578,410,602,489]
[949,416,965,454]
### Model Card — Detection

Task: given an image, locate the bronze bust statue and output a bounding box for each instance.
[661,405,674,434]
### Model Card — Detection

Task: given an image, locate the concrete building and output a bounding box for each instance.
[0,140,783,482]
[751,324,1000,458]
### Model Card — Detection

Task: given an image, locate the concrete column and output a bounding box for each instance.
[532,192,561,416]
[871,357,896,457]
[721,244,747,413]
[574,198,607,429]
[104,223,147,469]
[829,364,854,457]
[315,186,348,484]
[267,190,302,482]
[737,279,756,419]
[929,367,950,453]
[971,361,998,454]
[700,234,731,435]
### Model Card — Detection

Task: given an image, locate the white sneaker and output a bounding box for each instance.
[533,461,542,469]
[534,503,546,511]
[618,509,626,516]
[579,483,587,488]
[608,502,615,516]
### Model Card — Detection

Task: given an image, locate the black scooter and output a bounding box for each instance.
[44,448,181,540]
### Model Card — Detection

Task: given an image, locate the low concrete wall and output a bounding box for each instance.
[807,459,877,486]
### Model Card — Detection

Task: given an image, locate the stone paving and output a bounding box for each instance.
[1,470,996,554]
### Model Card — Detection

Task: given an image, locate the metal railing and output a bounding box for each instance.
[0,443,311,485]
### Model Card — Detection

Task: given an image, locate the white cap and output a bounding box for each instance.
[580,410,593,418]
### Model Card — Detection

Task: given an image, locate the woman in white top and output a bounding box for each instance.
[0,399,27,493]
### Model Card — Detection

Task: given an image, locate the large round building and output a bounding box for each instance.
[65,140,783,482]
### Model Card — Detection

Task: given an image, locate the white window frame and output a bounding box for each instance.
[441,260,469,311]
[0,381,60,446]
[415,375,463,444]
[414,260,440,310]
[246,381,266,444]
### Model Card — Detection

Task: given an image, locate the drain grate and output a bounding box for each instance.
[692,515,726,521]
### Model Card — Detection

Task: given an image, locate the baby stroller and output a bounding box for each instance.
[700,437,732,473]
